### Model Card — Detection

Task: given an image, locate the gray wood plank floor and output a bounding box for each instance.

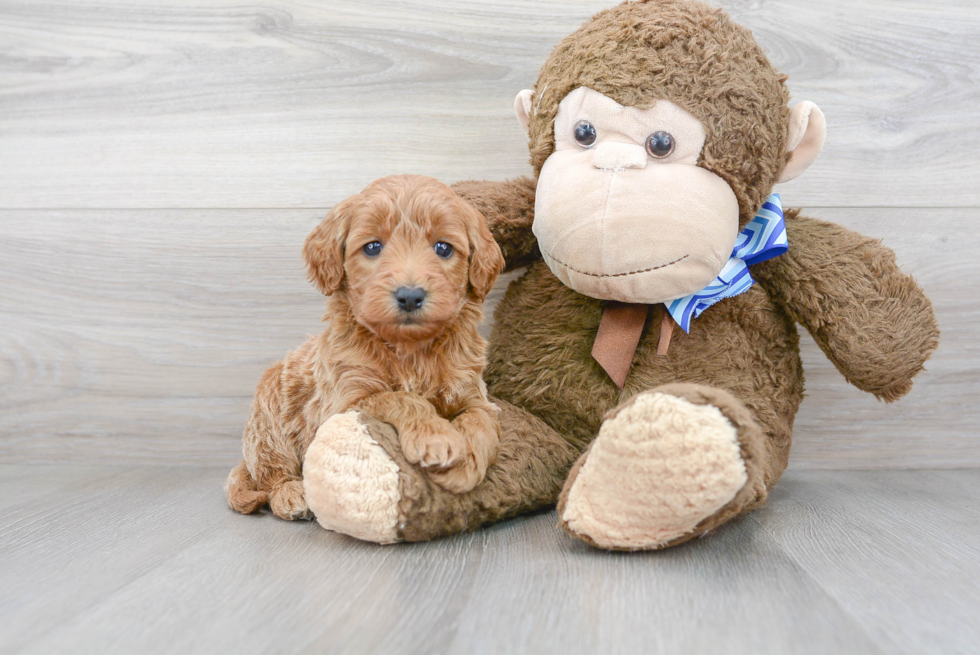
[0,466,977,655]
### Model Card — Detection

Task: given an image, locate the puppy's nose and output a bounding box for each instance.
[394,286,426,313]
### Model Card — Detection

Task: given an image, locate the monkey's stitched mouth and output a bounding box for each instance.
[542,251,689,278]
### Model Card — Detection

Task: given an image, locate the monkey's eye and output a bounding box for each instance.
[646,131,675,158]
[573,120,597,148]
[434,242,454,259]
[362,241,383,257]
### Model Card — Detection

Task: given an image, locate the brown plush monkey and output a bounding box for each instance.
[302,0,939,549]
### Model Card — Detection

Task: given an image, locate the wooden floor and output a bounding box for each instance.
[0,466,977,655]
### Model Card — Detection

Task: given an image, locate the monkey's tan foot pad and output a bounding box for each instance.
[557,389,750,551]
[303,411,402,544]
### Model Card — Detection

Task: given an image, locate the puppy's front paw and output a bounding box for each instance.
[270,479,312,521]
[427,455,483,494]
[400,419,466,471]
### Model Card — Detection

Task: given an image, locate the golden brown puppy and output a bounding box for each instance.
[226,175,505,520]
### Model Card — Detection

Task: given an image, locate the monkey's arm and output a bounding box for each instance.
[452,177,540,271]
[753,210,939,402]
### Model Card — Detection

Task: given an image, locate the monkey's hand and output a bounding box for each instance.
[452,177,540,271]
[753,210,939,402]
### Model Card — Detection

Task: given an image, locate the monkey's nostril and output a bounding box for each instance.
[394,286,427,313]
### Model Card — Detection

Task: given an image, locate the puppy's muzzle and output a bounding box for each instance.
[394,286,426,313]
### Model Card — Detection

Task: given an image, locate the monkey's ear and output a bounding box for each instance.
[302,197,356,296]
[779,101,826,183]
[514,89,534,136]
[462,201,505,301]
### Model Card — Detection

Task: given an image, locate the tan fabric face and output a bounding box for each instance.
[532,87,740,304]
[532,88,738,304]
[552,87,707,163]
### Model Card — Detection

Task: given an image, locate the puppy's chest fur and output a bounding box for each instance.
[319,315,487,420]
[383,350,472,413]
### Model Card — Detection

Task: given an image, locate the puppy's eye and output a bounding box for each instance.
[362,241,383,257]
[573,120,597,148]
[646,131,675,158]
[434,242,454,259]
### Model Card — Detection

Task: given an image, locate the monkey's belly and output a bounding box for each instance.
[485,261,804,452]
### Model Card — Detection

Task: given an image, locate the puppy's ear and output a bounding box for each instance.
[461,200,505,301]
[303,197,356,296]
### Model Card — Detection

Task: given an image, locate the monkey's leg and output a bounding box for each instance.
[302,398,580,544]
[556,383,775,550]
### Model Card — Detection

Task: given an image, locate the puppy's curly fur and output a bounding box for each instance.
[226,175,505,520]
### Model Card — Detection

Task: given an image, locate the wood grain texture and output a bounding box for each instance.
[0,0,978,209]
[754,470,980,655]
[1,207,975,467]
[1,465,977,654]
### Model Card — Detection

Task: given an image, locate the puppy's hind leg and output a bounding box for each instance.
[225,461,269,514]
[234,361,313,521]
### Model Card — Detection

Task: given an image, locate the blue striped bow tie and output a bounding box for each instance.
[666,194,788,332]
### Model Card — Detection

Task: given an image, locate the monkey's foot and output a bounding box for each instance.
[557,383,767,550]
[303,402,579,544]
[303,411,402,544]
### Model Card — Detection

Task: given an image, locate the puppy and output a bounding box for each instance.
[226,175,505,520]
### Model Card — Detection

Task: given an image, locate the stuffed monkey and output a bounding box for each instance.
[302,0,939,550]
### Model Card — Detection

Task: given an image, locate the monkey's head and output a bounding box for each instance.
[515,0,825,304]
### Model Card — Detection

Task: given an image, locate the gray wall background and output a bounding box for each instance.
[1,0,977,468]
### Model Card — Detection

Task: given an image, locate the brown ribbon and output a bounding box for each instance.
[657,306,675,357]
[592,302,675,389]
